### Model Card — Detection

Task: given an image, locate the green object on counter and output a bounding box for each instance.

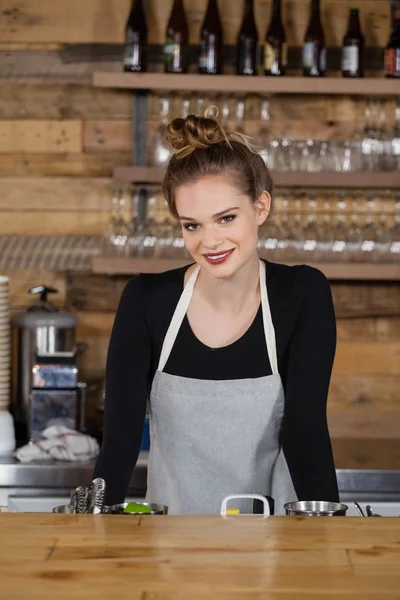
[123,502,152,514]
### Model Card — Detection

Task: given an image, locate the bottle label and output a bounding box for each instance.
[302,41,314,68]
[123,31,142,69]
[264,42,275,71]
[341,45,359,73]
[385,48,400,76]
[303,42,325,73]
[164,37,183,71]
[319,47,326,72]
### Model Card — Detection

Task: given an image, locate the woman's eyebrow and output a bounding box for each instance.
[178,207,240,221]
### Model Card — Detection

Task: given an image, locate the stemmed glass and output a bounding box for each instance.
[256,97,272,167]
[388,195,400,263]
[331,191,347,262]
[301,192,318,256]
[344,191,363,262]
[150,95,173,167]
[315,197,334,262]
[359,192,377,262]
[105,184,131,255]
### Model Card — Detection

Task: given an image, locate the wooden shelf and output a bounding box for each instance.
[93,72,400,96]
[92,257,400,281]
[113,166,400,189]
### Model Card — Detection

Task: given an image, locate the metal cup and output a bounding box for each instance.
[284,501,348,516]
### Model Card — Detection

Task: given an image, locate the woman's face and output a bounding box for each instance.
[175,175,270,279]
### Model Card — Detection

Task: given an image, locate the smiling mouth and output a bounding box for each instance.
[203,249,235,264]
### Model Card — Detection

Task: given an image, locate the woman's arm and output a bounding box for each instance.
[93,275,151,505]
[281,266,339,502]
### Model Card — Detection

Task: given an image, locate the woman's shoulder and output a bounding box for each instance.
[264,259,332,303]
[120,263,191,307]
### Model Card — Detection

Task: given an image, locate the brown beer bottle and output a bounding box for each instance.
[164,0,189,73]
[237,0,259,76]
[264,0,287,76]
[123,0,148,72]
[385,13,400,77]
[199,0,223,74]
[341,8,364,77]
[302,0,326,77]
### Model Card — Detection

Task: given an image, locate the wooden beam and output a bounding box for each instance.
[91,257,400,281]
[0,177,111,211]
[0,153,132,177]
[333,342,400,375]
[0,120,82,153]
[0,84,132,120]
[93,72,400,96]
[113,166,400,189]
[329,374,400,412]
[84,121,132,153]
[0,212,109,235]
[328,409,400,439]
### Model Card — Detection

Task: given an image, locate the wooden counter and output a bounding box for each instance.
[2,514,400,599]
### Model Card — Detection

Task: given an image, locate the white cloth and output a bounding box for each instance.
[14,426,99,463]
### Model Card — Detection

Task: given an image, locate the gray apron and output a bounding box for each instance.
[145,260,298,515]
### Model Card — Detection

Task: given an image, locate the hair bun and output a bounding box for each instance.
[165,107,228,158]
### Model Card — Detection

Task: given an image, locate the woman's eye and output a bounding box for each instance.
[219,214,236,224]
[183,223,200,232]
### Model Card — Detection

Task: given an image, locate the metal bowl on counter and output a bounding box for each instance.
[53,504,74,514]
[284,501,348,516]
[52,502,168,515]
[102,502,168,515]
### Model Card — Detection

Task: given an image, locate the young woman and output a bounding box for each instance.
[93,110,339,515]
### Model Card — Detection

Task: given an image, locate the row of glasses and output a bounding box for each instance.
[104,184,400,264]
[258,189,400,263]
[257,98,400,173]
[149,93,400,172]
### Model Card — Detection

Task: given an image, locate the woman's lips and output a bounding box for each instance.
[203,249,235,265]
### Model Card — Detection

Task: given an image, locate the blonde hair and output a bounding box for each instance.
[162,107,273,219]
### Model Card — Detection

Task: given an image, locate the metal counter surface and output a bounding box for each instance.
[0,454,399,500]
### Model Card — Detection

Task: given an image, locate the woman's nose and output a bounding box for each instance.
[202,226,222,249]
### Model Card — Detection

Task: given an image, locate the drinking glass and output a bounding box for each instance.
[331,191,348,262]
[150,95,173,167]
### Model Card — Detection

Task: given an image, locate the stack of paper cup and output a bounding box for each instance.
[0,276,16,455]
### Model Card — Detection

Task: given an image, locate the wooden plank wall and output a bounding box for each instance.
[0,0,399,468]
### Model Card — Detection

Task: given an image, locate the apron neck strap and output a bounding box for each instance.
[158,261,279,375]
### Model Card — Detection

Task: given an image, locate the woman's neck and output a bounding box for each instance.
[196,253,261,314]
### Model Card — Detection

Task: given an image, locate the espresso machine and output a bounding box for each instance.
[10,286,86,444]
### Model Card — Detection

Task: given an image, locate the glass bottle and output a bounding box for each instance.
[236,0,258,76]
[341,8,364,77]
[164,0,189,74]
[199,0,223,74]
[123,0,148,72]
[385,15,400,78]
[264,0,287,76]
[302,0,326,77]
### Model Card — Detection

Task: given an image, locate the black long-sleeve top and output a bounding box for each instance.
[93,260,339,506]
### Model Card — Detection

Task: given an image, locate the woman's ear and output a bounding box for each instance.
[254,191,271,226]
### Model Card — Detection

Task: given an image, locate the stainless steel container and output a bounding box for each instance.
[103,503,168,515]
[52,502,168,515]
[284,501,348,516]
[11,286,77,426]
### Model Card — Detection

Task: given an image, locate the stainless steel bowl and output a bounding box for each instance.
[102,502,168,515]
[53,504,74,514]
[284,501,348,516]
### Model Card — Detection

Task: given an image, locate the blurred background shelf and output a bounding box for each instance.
[113,166,400,189]
[93,72,400,96]
[92,257,400,281]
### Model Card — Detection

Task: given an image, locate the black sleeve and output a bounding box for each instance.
[92,275,150,505]
[281,266,339,502]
